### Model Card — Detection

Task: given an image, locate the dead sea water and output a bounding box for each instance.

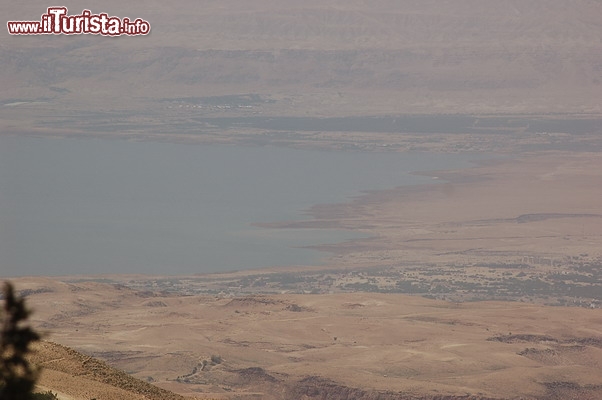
[0,135,477,276]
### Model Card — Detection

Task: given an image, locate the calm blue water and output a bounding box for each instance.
[0,135,476,276]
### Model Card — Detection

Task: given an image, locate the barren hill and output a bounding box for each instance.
[30,341,193,400]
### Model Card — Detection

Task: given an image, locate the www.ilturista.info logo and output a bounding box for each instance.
[7,7,151,36]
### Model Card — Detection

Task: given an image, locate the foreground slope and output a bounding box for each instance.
[30,341,194,400]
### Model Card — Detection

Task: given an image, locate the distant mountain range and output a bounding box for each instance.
[2,1,601,136]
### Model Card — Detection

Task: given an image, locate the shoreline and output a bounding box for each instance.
[310,150,602,280]
[8,149,601,306]
[2,128,602,297]
[0,134,481,277]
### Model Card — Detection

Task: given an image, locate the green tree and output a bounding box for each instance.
[0,282,41,400]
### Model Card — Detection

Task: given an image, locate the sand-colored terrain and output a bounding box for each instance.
[6,277,600,400]
[243,150,602,307]
[31,341,191,400]
[311,150,602,270]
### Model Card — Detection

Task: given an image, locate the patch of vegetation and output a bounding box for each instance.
[0,282,42,400]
